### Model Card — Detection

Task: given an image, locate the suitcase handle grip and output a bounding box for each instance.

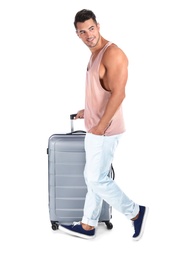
[70,114,77,120]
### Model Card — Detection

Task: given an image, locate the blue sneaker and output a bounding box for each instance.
[59,222,95,239]
[132,205,149,241]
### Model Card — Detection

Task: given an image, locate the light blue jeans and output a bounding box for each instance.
[82,133,139,227]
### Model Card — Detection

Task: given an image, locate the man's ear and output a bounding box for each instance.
[97,23,100,30]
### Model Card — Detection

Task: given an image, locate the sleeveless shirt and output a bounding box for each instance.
[84,41,126,136]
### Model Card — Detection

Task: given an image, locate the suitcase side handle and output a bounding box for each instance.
[111,164,115,180]
[66,130,86,135]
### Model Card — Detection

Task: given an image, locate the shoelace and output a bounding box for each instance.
[72,221,81,227]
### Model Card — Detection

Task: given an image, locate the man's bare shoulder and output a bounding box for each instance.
[103,43,128,65]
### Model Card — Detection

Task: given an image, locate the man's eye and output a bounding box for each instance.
[80,31,85,35]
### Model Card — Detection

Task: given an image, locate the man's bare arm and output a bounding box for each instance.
[89,46,128,135]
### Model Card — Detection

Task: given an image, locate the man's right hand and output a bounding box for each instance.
[75,109,84,119]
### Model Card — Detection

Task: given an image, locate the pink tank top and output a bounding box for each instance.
[84,42,125,136]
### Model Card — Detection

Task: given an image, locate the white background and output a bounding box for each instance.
[0,0,190,259]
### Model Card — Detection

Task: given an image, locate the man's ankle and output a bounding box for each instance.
[131,213,139,221]
[82,223,95,230]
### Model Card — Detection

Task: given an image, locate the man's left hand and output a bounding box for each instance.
[88,125,105,135]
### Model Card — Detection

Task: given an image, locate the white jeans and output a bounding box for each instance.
[82,133,139,227]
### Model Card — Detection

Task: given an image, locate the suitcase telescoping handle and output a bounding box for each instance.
[69,114,86,134]
[70,113,77,132]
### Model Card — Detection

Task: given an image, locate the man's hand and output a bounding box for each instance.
[88,125,105,135]
[75,109,84,119]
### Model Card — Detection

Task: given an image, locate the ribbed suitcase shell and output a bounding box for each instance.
[47,132,113,230]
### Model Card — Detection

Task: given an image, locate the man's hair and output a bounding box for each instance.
[74,9,97,29]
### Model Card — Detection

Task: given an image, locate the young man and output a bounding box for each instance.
[60,9,148,240]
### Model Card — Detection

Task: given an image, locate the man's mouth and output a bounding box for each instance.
[87,37,94,42]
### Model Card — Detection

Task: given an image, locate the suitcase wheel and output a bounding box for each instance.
[104,221,113,230]
[51,221,59,231]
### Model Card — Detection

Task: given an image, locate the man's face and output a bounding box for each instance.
[76,18,100,48]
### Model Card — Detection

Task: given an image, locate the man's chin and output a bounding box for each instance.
[85,42,97,48]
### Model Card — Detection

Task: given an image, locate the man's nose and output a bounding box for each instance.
[86,30,92,37]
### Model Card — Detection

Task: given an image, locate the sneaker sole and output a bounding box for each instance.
[133,207,149,241]
[59,225,96,239]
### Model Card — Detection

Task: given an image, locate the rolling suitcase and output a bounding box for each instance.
[47,114,114,231]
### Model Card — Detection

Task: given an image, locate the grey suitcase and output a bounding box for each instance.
[47,114,114,231]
